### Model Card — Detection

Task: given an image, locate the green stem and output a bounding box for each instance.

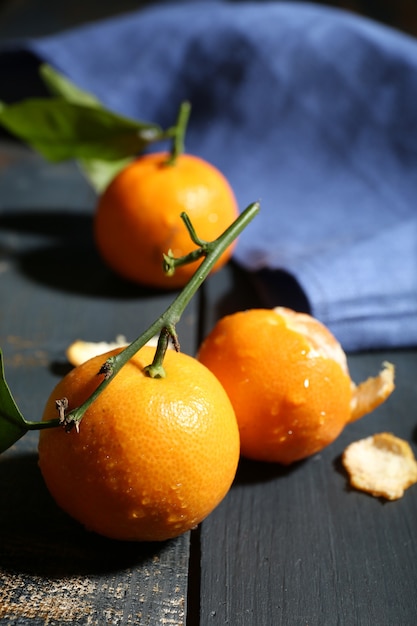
[49,201,260,431]
[27,418,60,429]
[165,101,191,165]
[180,212,207,247]
[143,327,177,379]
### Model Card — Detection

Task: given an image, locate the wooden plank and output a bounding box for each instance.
[0,141,195,625]
[199,266,417,625]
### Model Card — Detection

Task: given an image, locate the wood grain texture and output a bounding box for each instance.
[2,138,417,626]
[0,141,194,625]
[199,269,417,626]
[2,0,417,613]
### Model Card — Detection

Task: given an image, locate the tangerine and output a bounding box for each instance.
[38,345,240,541]
[197,307,395,465]
[94,152,239,289]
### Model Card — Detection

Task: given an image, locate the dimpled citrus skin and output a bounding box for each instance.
[197,308,352,465]
[94,152,239,289]
[38,346,240,541]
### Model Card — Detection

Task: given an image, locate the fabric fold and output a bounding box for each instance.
[1,1,416,351]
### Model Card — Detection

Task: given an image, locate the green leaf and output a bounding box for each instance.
[40,63,103,107]
[0,64,180,190]
[0,98,164,162]
[78,156,134,193]
[39,64,136,190]
[0,349,30,453]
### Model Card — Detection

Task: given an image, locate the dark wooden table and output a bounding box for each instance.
[1,4,417,625]
[1,130,417,626]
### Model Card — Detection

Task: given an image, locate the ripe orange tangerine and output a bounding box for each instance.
[197,307,395,465]
[94,152,239,289]
[38,346,240,541]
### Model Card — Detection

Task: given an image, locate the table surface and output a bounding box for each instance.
[1,4,417,626]
[1,129,417,626]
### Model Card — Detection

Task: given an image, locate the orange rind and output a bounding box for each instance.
[342,433,417,500]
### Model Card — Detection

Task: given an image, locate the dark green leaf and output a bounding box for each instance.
[37,64,136,190]
[0,349,29,453]
[40,63,102,107]
[0,98,164,162]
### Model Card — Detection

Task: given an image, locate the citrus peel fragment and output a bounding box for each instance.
[342,433,417,500]
[66,336,128,366]
[350,362,395,422]
[66,335,169,367]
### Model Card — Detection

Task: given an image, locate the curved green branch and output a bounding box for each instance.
[0,201,260,446]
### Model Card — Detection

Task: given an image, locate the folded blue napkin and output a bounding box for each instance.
[2,1,417,351]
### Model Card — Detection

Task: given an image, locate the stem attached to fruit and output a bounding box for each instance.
[163,213,209,276]
[55,201,260,431]
[143,327,178,379]
[165,101,191,166]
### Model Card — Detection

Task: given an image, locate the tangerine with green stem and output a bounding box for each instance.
[94,152,239,289]
[38,345,240,541]
[33,203,260,541]
[94,104,239,289]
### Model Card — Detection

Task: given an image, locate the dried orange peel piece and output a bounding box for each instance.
[66,335,173,366]
[342,432,417,500]
[66,336,129,366]
[350,362,395,422]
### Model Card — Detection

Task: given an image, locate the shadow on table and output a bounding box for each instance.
[0,452,171,578]
[233,456,305,486]
[207,262,311,331]
[412,423,417,446]
[1,208,174,299]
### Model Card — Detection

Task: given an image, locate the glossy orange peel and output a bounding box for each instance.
[198,307,395,464]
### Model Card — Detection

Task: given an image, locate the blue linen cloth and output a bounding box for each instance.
[2,1,417,351]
